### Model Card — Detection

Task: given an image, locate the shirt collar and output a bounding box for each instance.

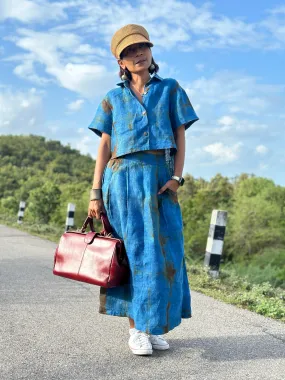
[116,72,163,88]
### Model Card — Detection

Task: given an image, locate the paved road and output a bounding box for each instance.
[0,224,284,380]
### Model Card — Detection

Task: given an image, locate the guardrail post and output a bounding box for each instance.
[17,201,26,224]
[65,203,75,231]
[204,210,228,278]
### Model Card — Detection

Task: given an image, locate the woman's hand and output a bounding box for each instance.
[88,199,107,220]
[158,179,180,195]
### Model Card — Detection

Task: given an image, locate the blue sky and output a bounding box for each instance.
[0,0,284,185]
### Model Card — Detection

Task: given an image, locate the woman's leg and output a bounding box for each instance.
[129,317,135,328]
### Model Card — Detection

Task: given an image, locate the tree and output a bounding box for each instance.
[27,182,61,224]
[227,177,285,259]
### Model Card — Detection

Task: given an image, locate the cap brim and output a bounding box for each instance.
[117,35,154,59]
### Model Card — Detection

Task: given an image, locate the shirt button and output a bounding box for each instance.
[144,131,148,136]
[142,111,147,116]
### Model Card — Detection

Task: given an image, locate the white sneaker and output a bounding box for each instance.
[128,329,153,355]
[149,334,170,350]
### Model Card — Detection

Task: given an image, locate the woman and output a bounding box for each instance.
[88,24,199,356]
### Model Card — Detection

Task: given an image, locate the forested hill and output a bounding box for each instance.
[1,134,285,288]
[0,134,95,229]
[0,134,95,192]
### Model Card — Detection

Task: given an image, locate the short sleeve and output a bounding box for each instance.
[170,80,199,131]
[88,96,113,137]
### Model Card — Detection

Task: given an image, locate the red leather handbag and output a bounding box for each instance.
[53,212,130,288]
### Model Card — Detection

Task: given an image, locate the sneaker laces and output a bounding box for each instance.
[150,334,163,342]
[136,331,151,346]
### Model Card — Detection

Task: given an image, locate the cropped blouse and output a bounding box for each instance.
[88,73,199,159]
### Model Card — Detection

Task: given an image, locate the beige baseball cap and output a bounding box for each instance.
[111,24,154,59]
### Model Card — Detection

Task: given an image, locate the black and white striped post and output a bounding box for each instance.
[17,201,26,224]
[65,203,76,231]
[204,210,228,278]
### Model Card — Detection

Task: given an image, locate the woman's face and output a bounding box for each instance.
[118,42,152,75]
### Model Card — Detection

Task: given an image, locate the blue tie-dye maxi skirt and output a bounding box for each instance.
[100,151,192,335]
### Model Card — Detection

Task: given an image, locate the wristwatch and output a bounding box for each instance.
[171,175,185,186]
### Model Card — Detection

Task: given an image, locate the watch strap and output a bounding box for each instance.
[171,175,184,186]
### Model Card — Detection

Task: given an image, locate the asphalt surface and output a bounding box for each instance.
[0,224,284,380]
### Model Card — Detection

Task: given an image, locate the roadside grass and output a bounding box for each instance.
[0,214,63,243]
[1,214,284,323]
[186,258,285,322]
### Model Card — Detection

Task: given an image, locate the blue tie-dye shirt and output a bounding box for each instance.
[88,73,199,159]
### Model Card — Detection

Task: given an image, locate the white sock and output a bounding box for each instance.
[129,327,138,335]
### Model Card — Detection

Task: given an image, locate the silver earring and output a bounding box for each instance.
[149,63,155,71]
[121,70,128,81]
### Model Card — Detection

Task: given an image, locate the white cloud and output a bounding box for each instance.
[213,115,235,133]
[50,62,113,98]
[212,117,268,135]
[268,6,285,15]
[6,29,116,98]
[0,0,80,24]
[3,2,285,101]
[156,60,180,77]
[1,0,285,52]
[186,71,284,117]
[75,135,92,155]
[67,99,85,112]
[54,1,197,49]
[195,63,205,72]
[47,123,59,134]
[74,45,109,57]
[256,145,268,155]
[13,58,52,85]
[203,142,243,164]
[51,0,285,51]
[237,120,268,132]
[180,71,282,167]
[29,117,35,126]
[261,6,285,49]
[259,163,269,170]
[0,87,43,134]
[218,115,235,126]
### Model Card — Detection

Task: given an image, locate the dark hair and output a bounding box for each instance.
[118,57,159,81]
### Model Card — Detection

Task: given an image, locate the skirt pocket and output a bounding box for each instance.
[160,189,183,235]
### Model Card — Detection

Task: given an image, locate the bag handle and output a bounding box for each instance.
[80,212,113,235]
[80,216,95,233]
[99,211,113,236]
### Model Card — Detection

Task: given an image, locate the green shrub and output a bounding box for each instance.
[187,263,285,322]
[225,248,285,289]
